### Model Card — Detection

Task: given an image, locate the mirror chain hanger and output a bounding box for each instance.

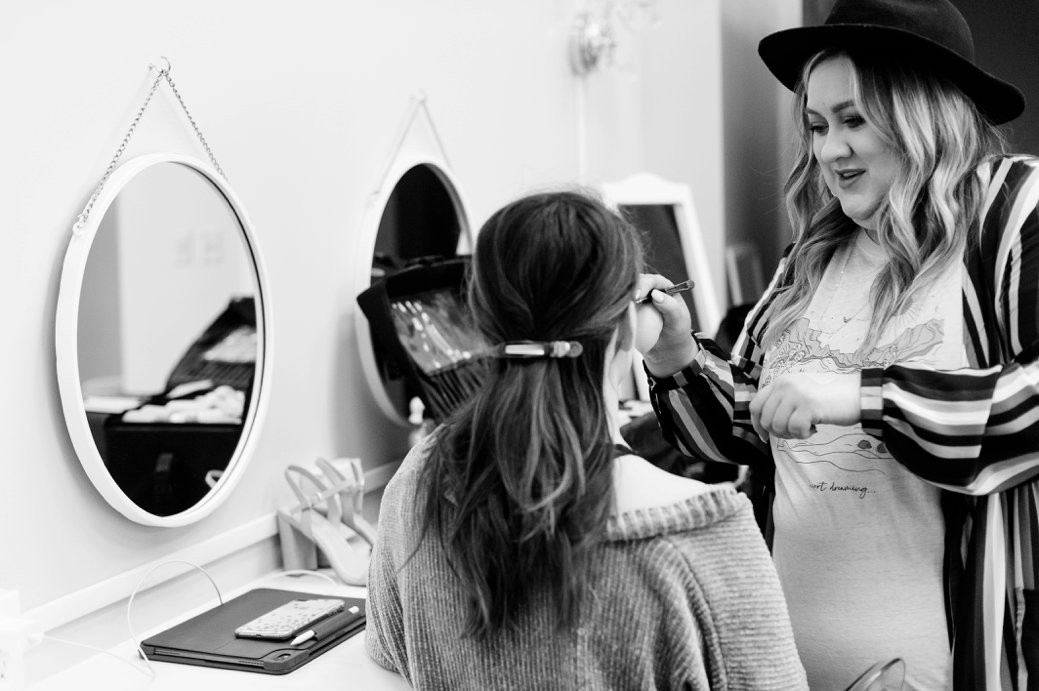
[372,91,452,198]
[72,56,228,235]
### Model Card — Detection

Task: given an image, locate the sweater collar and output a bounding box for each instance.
[604,484,747,542]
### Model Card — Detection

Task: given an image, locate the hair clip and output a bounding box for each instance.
[495,341,584,359]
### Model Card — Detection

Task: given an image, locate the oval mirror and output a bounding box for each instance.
[56,153,271,526]
[355,161,472,426]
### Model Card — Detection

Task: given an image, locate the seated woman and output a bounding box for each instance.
[365,190,806,690]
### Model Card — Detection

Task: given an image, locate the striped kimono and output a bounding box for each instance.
[649,155,1039,690]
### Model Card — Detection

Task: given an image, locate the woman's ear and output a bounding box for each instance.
[617,302,636,352]
[606,304,637,389]
[607,305,637,396]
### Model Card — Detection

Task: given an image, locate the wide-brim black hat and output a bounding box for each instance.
[758,0,1024,124]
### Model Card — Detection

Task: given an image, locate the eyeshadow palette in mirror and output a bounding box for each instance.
[389,288,489,419]
[390,290,485,374]
[358,257,489,423]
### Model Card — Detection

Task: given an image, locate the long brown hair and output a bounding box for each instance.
[765,48,1006,350]
[418,190,643,639]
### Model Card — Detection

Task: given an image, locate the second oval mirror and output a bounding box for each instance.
[355,161,474,426]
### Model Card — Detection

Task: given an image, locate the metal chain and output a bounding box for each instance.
[72,68,166,234]
[72,59,228,235]
[162,71,226,181]
[373,92,452,199]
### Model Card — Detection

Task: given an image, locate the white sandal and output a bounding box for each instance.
[845,658,905,691]
[314,457,377,546]
[277,465,369,586]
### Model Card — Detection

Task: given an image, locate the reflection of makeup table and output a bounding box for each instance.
[29,573,410,690]
[86,408,243,515]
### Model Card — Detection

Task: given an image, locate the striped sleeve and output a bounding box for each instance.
[860,157,1039,495]
[648,251,793,471]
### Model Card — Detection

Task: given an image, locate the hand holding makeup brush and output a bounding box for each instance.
[634,279,695,304]
[635,274,700,376]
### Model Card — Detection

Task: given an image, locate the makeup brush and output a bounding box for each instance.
[635,279,695,304]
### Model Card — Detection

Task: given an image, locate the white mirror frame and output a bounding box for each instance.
[600,172,722,401]
[600,172,722,333]
[353,156,472,428]
[56,152,272,527]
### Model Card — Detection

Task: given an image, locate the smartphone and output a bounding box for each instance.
[233,598,345,640]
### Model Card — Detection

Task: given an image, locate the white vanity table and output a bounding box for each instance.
[30,571,409,691]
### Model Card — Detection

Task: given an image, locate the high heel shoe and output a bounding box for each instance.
[277,465,369,586]
[845,658,905,691]
[314,457,377,546]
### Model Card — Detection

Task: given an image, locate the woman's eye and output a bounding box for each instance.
[807,122,827,135]
[843,115,865,128]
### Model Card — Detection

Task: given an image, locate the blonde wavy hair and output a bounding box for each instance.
[764,48,1007,351]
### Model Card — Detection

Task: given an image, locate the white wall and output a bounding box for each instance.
[640,1,726,297]
[0,0,796,681]
[722,0,804,284]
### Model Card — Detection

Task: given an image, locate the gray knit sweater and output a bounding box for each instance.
[366,444,807,690]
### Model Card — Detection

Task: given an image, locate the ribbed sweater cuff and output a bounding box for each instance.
[860,367,884,438]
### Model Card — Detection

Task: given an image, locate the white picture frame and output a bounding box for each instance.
[600,172,722,400]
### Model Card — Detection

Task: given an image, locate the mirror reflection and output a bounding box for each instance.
[77,162,259,516]
[619,204,701,329]
[372,164,462,278]
[366,164,468,422]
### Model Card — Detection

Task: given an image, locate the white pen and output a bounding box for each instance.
[290,604,361,646]
[290,629,316,646]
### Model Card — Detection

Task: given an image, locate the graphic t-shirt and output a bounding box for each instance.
[763,231,961,690]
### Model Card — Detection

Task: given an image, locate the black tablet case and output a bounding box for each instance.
[140,588,366,675]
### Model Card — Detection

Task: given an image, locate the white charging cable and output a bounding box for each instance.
[39,633,157,681]
[126,559,224,674]
[278,569,340,587]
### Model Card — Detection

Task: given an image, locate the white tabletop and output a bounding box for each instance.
[30,572,411,691]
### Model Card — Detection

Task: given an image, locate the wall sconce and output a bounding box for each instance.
[569,0,660,76]
[570,12,617,76]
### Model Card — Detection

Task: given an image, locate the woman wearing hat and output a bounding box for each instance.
[640,0,1037,688]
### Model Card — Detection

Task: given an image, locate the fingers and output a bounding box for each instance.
[636,273,691,334]
[640,274,697,377]
[750,376,820,441]
[754,385,798,440]
[787,411,816,439]
[649,288,691,329]
[634,303,664,353]
[635,273,674,302]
